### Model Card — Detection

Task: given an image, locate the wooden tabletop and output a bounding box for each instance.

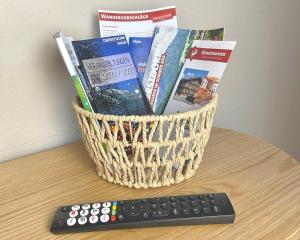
[0,128,299,240]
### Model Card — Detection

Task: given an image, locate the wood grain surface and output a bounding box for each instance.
[0,128,299,240]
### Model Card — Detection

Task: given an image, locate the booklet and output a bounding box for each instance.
[71,35,152,116]
[143,26,224,115]
[164,40,236,114]
[129,37,153,81]
[98,6,177,39]
[53,32,96,112]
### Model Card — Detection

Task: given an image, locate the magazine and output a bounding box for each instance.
[53,32,95,112]
[71,35,152,116]
[129,37,153,81]
[164,40,236,114]
[98,6,177,39]
[143,26,224,115]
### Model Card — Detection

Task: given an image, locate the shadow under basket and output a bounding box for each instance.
[72,94,218,189]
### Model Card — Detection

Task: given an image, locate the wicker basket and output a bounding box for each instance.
[72,94,218,189]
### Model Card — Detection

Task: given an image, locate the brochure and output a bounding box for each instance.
[53,32,95,112]
[143,26,224,115]
[129,37,153,81]
[164,40,236,114]
[72,35,152,116]
[98,6,177,39]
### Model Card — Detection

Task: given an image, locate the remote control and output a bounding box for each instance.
[50,192,235,234]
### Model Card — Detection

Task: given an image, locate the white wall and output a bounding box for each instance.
[0,0,299,162]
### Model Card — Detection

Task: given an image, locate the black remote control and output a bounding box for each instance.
[50,192,235,234]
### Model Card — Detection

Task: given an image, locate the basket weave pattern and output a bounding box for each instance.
[72,94,218,189]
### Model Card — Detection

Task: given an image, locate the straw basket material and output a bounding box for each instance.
[72,94,218,189]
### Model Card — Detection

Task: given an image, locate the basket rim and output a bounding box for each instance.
[72,94,218,122]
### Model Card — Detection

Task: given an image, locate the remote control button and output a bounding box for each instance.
[80,209,89,217]
[66,217,76,226]
[190,200,198,206]
[82,204,90,210]
[103,202,111,208]
[141,199,147,203]
[142,212,149,219]
[111,215,116,222]
[101,207,110,214]
[112,205,116,210]
[62,206,70,212]
[170,196,177,202]
[56,219,65,227]
[150,203,158,210]
[182,209,190,215]
[69,210,78,218]
[207,194,214,199]
[151,209,169,218]
[100,214,110,223]
[118,214,124,221]
[192,207,201,214]
[170,202,177,208]
[89,215,99,224]
[210,199,217,205]
[179,196,186,201]
[160,202,169,209]
[212,205,221,213]
[172,208,180,216]
[180,201,188,207]
[202,206,210,214]
[112,209,116,215]
[92,203,101,209]
[91,208,100,215]
[71,205,80,211]
[200,200,208,206]
[112,201,118,206]
[198,194,205,200]
[78,216,87,225]
[189,196,197,200]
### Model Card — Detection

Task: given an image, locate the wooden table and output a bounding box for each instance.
[0,128,299,240]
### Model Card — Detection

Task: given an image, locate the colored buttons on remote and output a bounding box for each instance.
[69,210,78,218]
[50,193,235,234]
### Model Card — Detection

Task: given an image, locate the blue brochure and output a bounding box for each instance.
[129,37,153,82]
[72,35,152,116]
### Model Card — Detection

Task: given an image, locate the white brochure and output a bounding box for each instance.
[98,6,177,39]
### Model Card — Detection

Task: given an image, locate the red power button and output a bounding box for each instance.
[111,215,116,222]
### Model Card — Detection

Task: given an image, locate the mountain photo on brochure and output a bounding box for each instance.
[72,35,152,116]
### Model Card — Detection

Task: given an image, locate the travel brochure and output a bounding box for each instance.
[98,6,177,39]
[143,26,224,114]
[54,5,236,119]
[164,40,236,114]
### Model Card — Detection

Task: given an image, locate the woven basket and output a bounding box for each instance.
[72,94,218,189]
